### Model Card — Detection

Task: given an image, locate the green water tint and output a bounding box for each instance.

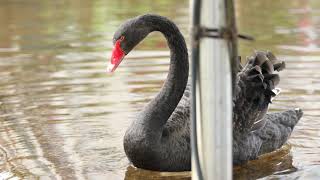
[0,0,319,179]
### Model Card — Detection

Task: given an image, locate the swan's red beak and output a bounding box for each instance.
[107,38,125,73]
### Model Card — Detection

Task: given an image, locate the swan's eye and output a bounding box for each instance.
[119,36,125,41]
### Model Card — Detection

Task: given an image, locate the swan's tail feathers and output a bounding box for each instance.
[266,51,286,71]
[238,56,244,71]
[256,109,303,155]
[245,51,284,102]
[233,51,286,134]
[270,88,281,102]
[295,108,303,120]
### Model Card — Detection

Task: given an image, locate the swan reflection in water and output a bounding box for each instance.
[124,144,296,180]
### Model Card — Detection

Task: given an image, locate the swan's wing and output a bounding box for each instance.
[249,107,269,132]
[250,88,282,132]
[233,51,285,134]
[162,84,191,137]
[233,109,303,165]
[256,109,303,155]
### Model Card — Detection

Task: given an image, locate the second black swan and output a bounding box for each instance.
[107,14,303,171]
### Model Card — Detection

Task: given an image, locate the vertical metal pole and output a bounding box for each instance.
[191,0,233,179]
[225,0,239,94]
[190,0,203,179]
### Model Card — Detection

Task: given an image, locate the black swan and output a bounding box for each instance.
[107,14,303,171]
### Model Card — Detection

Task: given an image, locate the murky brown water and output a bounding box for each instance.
[0,0,319,179]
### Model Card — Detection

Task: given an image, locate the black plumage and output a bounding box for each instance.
[109,14,303,171]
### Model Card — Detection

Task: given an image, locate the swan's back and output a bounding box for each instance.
[233,51,303,164]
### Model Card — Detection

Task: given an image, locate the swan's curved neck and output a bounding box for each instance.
[138,15,189,131]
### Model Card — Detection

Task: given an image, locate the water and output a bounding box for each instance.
[0,0,319,179]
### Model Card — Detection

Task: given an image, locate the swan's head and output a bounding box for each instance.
[108,15,151,72]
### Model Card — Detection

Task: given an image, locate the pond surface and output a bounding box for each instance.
[0,0,319,179]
